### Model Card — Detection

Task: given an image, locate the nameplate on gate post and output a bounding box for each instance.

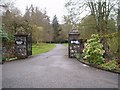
[16,41,24,45]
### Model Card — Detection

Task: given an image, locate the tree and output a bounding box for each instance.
[87,0,118,57]
[79,14,117,39]
[61,23,72,41]
[52,15,61,43]
[62,15,73,37]
[2,8,22,40]
[23,5,53,43]
[0,0,15,43]
[32,25,43,43]
[87,0,118,35]
[79,15,97,39]
[65,1,83,28]
[65,0,118,34]
[65,0,118,57]
[2,3,54,44]
[117,1,120,64]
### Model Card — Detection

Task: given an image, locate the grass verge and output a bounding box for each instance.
[32,43,56,56]
[63,43,68,47]
[76,58,120,74]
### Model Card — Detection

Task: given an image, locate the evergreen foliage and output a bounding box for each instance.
[83,34,105,65]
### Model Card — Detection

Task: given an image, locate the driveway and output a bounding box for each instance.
[2,44,118,88]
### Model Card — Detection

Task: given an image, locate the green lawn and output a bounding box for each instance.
[32,43,56,56]
[63,43,68,47]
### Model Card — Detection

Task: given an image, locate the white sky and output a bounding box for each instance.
[14,0,69,23]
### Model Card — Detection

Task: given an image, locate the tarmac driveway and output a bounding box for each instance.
[2,44,118,88]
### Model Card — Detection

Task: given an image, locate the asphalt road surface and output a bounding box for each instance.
[2,44,118,88]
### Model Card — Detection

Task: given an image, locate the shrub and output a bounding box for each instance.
[101,60,119,70]
[83,34,105,65]
[75,53,83,60]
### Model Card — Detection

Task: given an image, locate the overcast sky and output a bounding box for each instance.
[14,0,68,23]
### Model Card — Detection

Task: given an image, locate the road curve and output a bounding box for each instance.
[2,44,118,88]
